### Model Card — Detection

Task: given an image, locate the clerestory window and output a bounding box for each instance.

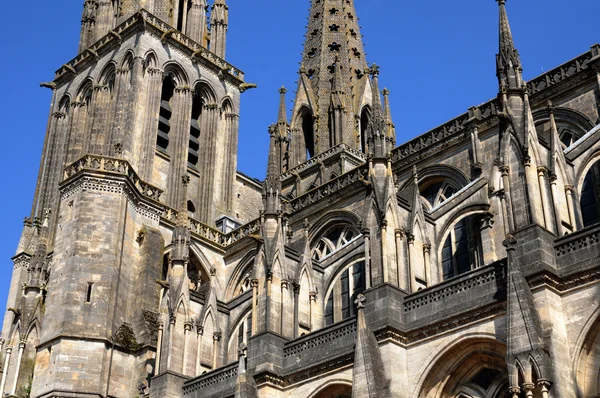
[324,260,366,326]
[312,226,359,261]
[441,215,483,280]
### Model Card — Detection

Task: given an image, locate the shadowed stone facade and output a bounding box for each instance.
[1,0,600,397]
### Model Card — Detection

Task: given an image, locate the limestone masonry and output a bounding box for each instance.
[1,0,600,397]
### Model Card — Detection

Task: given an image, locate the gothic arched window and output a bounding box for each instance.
[302,110,315,159]
[312,226,359,261]
[156,75,176,152]
[187,252,210,292]
[580,161,600,227]
[188,91,202,167]
[420,178,460,209]
[324,260,366,326]
[227,311,252,363]
[360,107,371,153]
[441,215,483,280]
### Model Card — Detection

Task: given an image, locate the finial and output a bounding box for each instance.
[497,0,507,5]
[279,86,287,95]
[382,88,390,96]
[368,63,380,77]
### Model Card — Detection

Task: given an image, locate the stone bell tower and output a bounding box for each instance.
[0,0,248,396]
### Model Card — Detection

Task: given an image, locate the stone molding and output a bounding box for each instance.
[55,10,245,87]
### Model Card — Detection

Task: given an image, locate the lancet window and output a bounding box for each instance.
[156,75,176,152]
[441,215,483,280]
[312,226,359,261]
[420,179,460,209]
[324,260,366,326]
[227,312,252,363]
[581,161,600,227]
[188,91,202,167]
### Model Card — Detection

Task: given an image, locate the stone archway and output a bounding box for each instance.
[310,383,352,398]
[418,338,508,398]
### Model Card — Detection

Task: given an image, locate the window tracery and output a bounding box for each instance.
[312,226,359,261]
[420,179,460,209]
[580,161,600,228]
[324,260,366,326]
[441,215,483,280]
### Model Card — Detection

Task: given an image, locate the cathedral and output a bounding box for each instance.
[2,0,600,397]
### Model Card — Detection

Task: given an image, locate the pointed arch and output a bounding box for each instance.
[193,80,217,103]
[225,249,257,300]
[415,335,508,398]
[574,304,600,396]
[163,61,189,87]
[359,105,371,153]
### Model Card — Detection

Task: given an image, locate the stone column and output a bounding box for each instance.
[155,322,164,375]
[549,174,563,235]
[537,167,555,232]
[212,332,221,369]
[381,220,389,284]
[508,386,521,398]
[140,67,163,181]
[479,213,496,265]
[407,234,416,293]
[500,166,515,231]
[394,229,404,289]
[251,279,259,334]
[195,326,204,374]
[362,229,371,289]
[538,380,551,398]
[565,185,578,231]
[523,156,544,226]
[10,341,25,395]
[423,244,431,286]
[522,382,535,398]
[167,316,176,369]
[309,292,317,331]
[280,280,289,337]
[265,272,273,331]
[293,282,300,339]
[0,347,12,395]
[182,322,192,374]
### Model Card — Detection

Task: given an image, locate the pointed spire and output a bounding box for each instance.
[367,64,387,158]
[496,0,522,90]
[263,124,282,215]
[352,294,389,398]
[291,0,369,154]
[382,88,396,147]
[277,86,288,127]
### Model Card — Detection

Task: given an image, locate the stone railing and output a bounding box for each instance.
[390,46,598,167]
[404,261,506,313]
[182,361,238,394]
[289,165,368,212]
[283,317,357,373]
[63,155,163,202]
[283,317,357,358]
[555,223,600,258]
[280,143,366,181]
[527,47,595,96]
[56,10,244,84]
[162,207,261,248]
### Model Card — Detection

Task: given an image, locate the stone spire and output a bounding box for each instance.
[382,88,396,147]
[367,65,387,159]
[276,87,291,171]
[290,0,370,159]
[351,294,389,398]
[263,124,282,216]
[496,0,523,90]
[28,210,51,288]
[210,0,229,58]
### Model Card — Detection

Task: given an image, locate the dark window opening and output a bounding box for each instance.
[442,216,483,280]
[360,108,370,153]
[162,254,169,280]
[581,161,600,227]
[302,112,315,159]
[86,283,94,303]
[324,261,366,325]
[177,0,185,31]
[187,200,196,217]
[189,93,202,167]
[157,76,176,152]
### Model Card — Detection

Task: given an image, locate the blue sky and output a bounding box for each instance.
[0,0,598,329]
